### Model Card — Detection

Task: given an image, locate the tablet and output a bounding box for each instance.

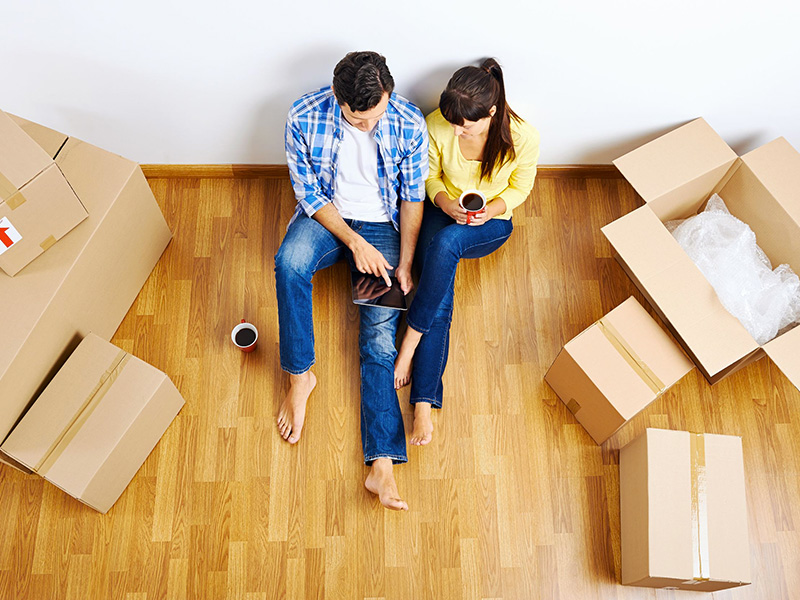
[351,273,408,311]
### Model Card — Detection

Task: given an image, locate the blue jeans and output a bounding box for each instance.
[407,202,513,408]
[274,213,406,465]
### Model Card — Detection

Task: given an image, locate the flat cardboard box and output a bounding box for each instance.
[619,428,750,592]
[545,297,693,444]
[0,113,172,460]
[603,118,800,390]
[0,163,89,276]
[1,334,185,513]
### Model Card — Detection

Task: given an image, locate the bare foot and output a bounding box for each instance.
[394,327,423,389]
[409,402,434,446]
[364,458,409,511]
[277,371,317,444]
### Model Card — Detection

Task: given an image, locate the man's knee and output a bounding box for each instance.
[274,238,315,283]
[360,310,399,362]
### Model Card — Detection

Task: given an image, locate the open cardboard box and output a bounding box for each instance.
[603,118,800,389]
[0,112,172,464]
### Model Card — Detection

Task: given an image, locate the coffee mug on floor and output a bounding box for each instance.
[458,189,487,224]
[231,320,258,352]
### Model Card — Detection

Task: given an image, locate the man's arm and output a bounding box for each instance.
[395,113,430,294]
[312,204,393,286]
[395,200,424,294]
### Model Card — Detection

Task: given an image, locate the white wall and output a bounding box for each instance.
[3,0,799,164]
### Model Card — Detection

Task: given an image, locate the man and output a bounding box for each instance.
[274,51,428,510]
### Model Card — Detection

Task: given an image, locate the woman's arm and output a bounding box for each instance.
[494,126,541,219]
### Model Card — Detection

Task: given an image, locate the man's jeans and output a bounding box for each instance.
[406,202,513,408]
[274,213,406,465]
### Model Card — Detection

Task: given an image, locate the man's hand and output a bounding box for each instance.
[349,236,393,287]
[395,263,413,295]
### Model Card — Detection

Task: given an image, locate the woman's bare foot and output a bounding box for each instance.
[277,371,317,444]
[409,402,434,446]
[394,327,423,389]
[364,458,409,511]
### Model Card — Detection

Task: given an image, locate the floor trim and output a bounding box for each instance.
[141,164,620,179]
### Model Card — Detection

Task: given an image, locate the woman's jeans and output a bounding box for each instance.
[274,213,406,465]
[406,202,513,408]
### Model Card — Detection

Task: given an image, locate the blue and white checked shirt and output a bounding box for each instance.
[285,86,429,231]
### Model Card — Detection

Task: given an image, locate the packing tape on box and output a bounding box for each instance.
[597,318,665,395]
[0,172,19,200]
[35,350,131,475]
[5,191,26,210]
[39,235,56,251]
[688,433,711,583]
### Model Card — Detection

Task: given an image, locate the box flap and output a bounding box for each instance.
[741,137,800,227]
[601,297,693,392]
[763,326,800,392]
[613,119,737,221]
[704,433,750,584]
[0,110,53,200]
[644,429,694,581]
[603,206,759,378]
[8,113,69,159]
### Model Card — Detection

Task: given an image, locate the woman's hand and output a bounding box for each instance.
[437,195,469,225]
[468,198,507,226]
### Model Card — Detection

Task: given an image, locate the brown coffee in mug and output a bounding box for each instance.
[458,189,487,224]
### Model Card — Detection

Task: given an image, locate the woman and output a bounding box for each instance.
[394,58,539,445]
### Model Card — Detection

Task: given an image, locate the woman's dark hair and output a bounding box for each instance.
[439,58,520,181]
[333,51,395,112]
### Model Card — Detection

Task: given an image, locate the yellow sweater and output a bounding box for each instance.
[425,109,540,220]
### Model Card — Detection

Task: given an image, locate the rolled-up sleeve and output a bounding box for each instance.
[285,115,329,217]
[398,123,429,203]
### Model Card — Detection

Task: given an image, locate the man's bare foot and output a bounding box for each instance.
[409,402,434,446]
[394,327,423,389]
[277,371,317,444]
[364,458,409,511]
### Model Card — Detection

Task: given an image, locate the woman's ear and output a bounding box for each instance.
[489,105,497,117]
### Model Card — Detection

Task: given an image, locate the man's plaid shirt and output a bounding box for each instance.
[285,86,429,230]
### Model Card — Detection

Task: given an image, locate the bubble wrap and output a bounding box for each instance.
[667,194,800,345]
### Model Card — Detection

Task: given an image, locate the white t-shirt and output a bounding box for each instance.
[332,119,389,222]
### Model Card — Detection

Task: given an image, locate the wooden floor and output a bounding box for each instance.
[0,173,798,600]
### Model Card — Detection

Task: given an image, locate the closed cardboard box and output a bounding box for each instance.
[620,428,751,592]
[602,118,800,391]
[0,163,88,276]
[0,113,172,457]
[1,334,185,513]
[546,297,693,444]
[0,111,88,276]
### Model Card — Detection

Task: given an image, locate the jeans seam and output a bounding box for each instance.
[312,244,344,272]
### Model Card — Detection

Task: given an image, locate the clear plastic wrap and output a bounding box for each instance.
[667,194,800,345]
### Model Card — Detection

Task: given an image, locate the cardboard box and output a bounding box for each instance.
[0,113,172,458]
[0,163,89,276]
[1,334,184,513]
[603,118,800,391]
[0,111,89,276]
[619,428,750,591]
[545,297,693,444]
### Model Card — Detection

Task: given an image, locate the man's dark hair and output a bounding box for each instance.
[332,51,394,112]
